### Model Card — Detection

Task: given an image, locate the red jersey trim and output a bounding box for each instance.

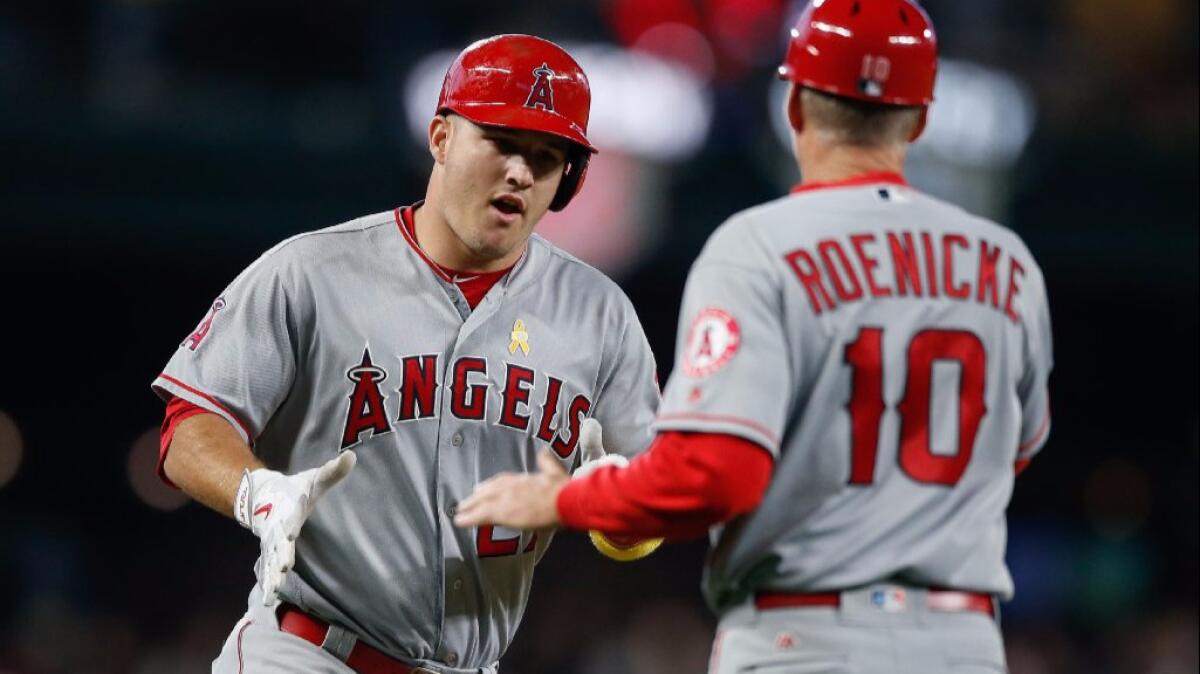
[393,205,517,309]
[156,373,254,440]
[394,205,454,283]
[235,618,253,674]
[790,171,908,194]
[655,412,780,448]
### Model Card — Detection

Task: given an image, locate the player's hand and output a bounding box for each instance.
[454,450,568,530]
[573,418,629,478]
[234,451,357,606]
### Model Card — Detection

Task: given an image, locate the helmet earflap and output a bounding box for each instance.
[549,147,590,212]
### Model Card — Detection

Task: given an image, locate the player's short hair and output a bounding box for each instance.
[800,87,923,147]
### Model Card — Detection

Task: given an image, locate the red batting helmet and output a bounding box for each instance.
[437,34,595,211]
[778,0,938,106]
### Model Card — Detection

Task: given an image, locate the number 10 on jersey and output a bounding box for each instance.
[844,327,987,487]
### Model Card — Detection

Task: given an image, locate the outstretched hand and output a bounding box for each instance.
[454,450,569,530]
[237,451,357,606]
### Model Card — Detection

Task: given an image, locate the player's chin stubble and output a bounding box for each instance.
[454,213,519,264]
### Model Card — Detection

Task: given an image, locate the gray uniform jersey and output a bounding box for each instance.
[654,179,1052,611]
[152,205,659,670]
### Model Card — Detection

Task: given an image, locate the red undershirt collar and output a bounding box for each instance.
[393,204,515,309]
[790,171,908,194]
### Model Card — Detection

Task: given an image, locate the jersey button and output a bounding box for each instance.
[446,502,457,518]
[445,652,459,666]
[451,432,464,447]
[451,578,463,591]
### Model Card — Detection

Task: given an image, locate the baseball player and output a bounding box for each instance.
[455,3,1053,673]
[151,34,659,674]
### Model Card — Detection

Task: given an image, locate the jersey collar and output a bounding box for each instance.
[395,202,453,283]
[393,202,520,284]
[790,171,908,194]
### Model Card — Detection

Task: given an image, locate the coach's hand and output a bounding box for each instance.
[455,450,569,530]
[454,419,621,531]
[234,451,357,606]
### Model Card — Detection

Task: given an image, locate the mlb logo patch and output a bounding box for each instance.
[870,589,907,612]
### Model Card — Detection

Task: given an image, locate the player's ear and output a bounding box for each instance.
[429,114,451,164]
[908,107,929,143]
[786,84,805,134]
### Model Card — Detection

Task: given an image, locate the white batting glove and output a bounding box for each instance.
[572,419,628,479]
[234,451,357,606]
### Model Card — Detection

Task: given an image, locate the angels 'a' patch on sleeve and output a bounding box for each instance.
[682,307,741,378]
[182,296,227,351]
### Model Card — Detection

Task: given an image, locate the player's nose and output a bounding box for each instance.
[504,154,535,191]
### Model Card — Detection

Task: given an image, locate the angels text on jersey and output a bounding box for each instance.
[340,346,592,456]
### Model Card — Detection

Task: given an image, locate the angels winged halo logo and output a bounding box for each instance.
[524,63,556,111]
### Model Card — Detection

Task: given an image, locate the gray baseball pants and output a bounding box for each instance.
[708,585,1007,674]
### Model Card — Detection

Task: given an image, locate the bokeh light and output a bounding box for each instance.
[1083,456,1152,540]
[0,3,1195,673]
[767,57,1037,218]
[403,43,713,162]
[0,410,23,489]
[536,150,666,276]
[126,427,189,511]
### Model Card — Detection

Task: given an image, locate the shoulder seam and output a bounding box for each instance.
[534,235,586,266]
[691,258,776,277]
[260,214,393,258]
[530,236,623,288]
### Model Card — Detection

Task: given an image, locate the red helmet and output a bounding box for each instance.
[437,34,595,211]
[778,0,938,106]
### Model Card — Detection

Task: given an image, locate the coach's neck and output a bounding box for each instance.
[786,85,922,186]
[794,132,908,185]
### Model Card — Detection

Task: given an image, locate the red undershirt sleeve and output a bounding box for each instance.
[556,431,774,542]
[157,395,211,489]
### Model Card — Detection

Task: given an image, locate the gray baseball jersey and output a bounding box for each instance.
[653,177,1052,611]
[152,204,659,671]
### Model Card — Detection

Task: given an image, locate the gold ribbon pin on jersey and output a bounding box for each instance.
[509,319,530,355]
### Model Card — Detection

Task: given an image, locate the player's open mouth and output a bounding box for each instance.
[490,194,525,220]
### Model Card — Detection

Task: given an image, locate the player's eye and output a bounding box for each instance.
[489,137,517,154]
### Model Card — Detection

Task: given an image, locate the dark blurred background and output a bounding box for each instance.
[0,1,1196,672]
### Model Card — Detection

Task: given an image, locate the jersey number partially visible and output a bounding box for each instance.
[844,327,987,486]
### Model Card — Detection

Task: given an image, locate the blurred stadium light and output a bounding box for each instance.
[536,150,667,276]
[1083,457,1152,540]
[913,59,1037,168]
[403,42,714,162]
[627,22,717,81]
[0,410,23,489]
[768,57,1037,219]
[605,0,789,81]
[403,42,696,275]
[127,427,189,511]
